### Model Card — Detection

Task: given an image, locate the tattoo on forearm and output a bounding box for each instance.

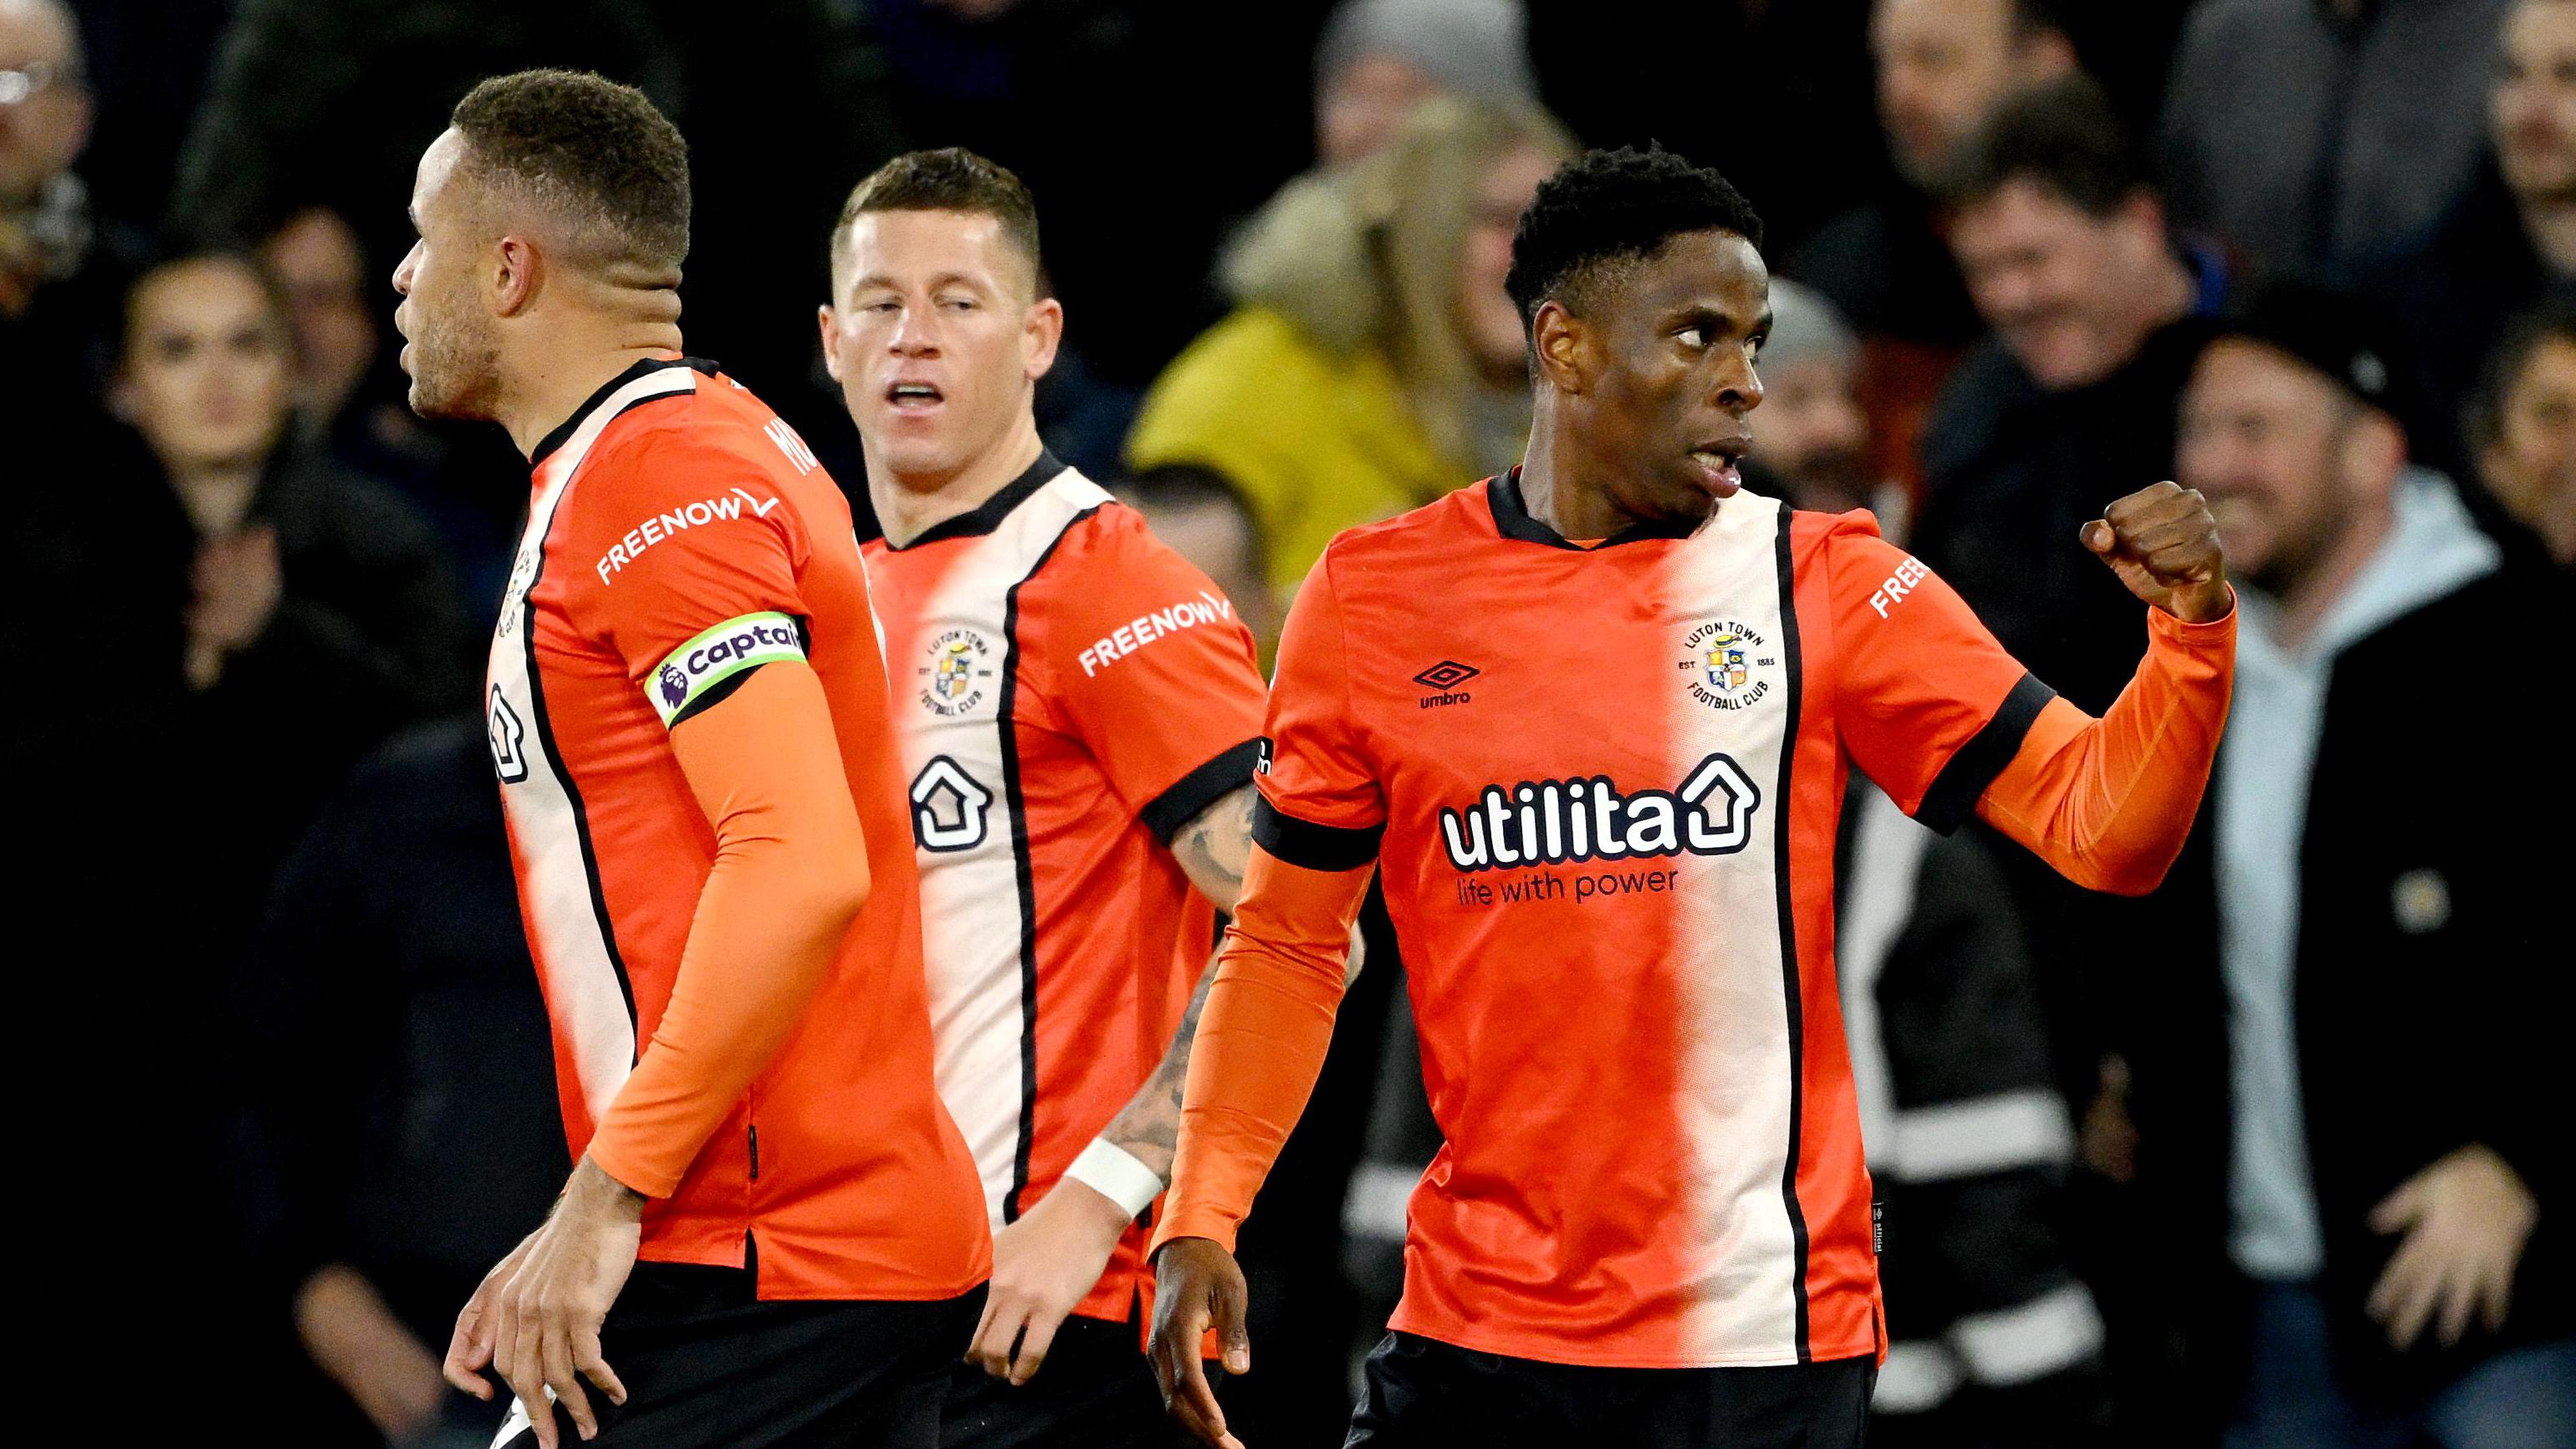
[1174,788,1255,910]
[1101,950,1220,1180]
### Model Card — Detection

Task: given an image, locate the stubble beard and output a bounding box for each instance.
[406,303,502,423]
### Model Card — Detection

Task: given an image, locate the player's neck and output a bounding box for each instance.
[498,324,687,459]
[1520,421,1650,542]
[867,413,1047,548]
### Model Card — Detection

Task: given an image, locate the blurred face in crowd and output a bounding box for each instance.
[263,207,377,421]
[2178,339,2400,593]
[0,0,88,207]
[1751,352,1873,513]
[1126,492,1281,653]
[391,129,503,420]
[1544,229,1768,524]
[1951,177,2174,390]
[115,258,295,477]
[1870,0,2073,187]
[821,208,1061,490]
[1459,142,1558,378]
[2480,332,2576,560]
[2494,0,2576,204]
[1320,52,1440,167]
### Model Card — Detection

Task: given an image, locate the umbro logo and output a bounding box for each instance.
[1413,661,1480,691]
[1413,660,1479,709]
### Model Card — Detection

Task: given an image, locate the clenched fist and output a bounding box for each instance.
[2082,481,2232,624]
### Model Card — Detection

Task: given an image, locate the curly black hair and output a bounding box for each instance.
[1503,145,1764,336]
[451,69,690,273]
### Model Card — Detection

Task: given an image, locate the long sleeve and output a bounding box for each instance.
[1148,845,1373,1253]
[583,661,872,1197]
[1974,601,2236,896]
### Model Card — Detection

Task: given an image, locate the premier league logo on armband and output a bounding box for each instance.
[658,663,690,712]
[1679,620,1777,712]
[917,629,997,718]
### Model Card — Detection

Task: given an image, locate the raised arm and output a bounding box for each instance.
[1974,482,2235,895]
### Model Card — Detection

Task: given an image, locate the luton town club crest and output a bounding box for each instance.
[917,629,997,717]
[1679,619,1776,712]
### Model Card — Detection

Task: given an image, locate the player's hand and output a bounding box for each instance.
[1148,1236,1250,1449]
[445,1228,539,1401]
[487,1157,644,1446]
[2367,1145,2537,1351]
[2081,481,2231,624]
[968,1176,1134,1384]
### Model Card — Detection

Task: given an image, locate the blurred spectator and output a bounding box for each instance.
[2469,299,2576,562]
[1314,0,1536,167]
[2364,0,2576,464]
[112,250,471,712]
[1839,783,2115,1445]
[1127,95,1573,600]
[1112,462,1285,658]
[168,0,901,436]
[1743,277,1892,520]
[259,202,515,608]
[1791,0,2080,497]
[2159,0,2511,286]
[2129,285,2574,1448]
[234,717,568,1447]
[1914,76,2226,717]
[1,0,122,384]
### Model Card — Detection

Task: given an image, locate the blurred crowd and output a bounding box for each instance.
[4,0,2569,1446]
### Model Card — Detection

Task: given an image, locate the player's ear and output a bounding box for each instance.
[1531,300,1591,395]
[491,235,539,318]
[818,304,845,381]
[1022,295,1064,384]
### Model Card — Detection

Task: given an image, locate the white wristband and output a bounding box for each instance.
[1065,1139,1166,1218]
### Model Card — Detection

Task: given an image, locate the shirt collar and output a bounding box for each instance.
[529,355,718,467]
[1485,466,1702,549]
[884,446,1069,550]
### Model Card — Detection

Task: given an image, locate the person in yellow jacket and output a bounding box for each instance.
[1126,95,1574,600]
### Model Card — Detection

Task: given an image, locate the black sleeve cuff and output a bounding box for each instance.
[1251,795,1383,871]
[1141,738,1265,843]
[1915,672,2056,835]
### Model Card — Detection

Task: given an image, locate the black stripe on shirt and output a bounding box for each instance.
[997,503,1104,1223]
[1142,738,1265,844]
[1914,672,2057,835]
[1251,795,1383,872]
[1769,502,1814,1360]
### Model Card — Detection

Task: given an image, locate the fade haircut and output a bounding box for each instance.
[1944,74,2149,217]
[448,69,690,276]
[831,148,1045,295]
[1503,145,1765,339]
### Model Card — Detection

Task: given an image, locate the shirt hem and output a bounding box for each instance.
[1384,1317,1882,1370]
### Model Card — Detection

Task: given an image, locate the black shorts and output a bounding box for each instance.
[1345,1331,1875,1449]
[495,1260,983,1449]
[939,1309,1193,1449]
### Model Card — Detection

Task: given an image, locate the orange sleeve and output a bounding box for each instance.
[1148,844,1373,1253]
[584,661,872,1197]
[1823,514,2050,832]
[1035,511,1268,841]
[1973,598,2236,896]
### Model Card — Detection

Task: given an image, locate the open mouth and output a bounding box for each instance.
[886,380,943,415]
[1689,441,1750,496]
